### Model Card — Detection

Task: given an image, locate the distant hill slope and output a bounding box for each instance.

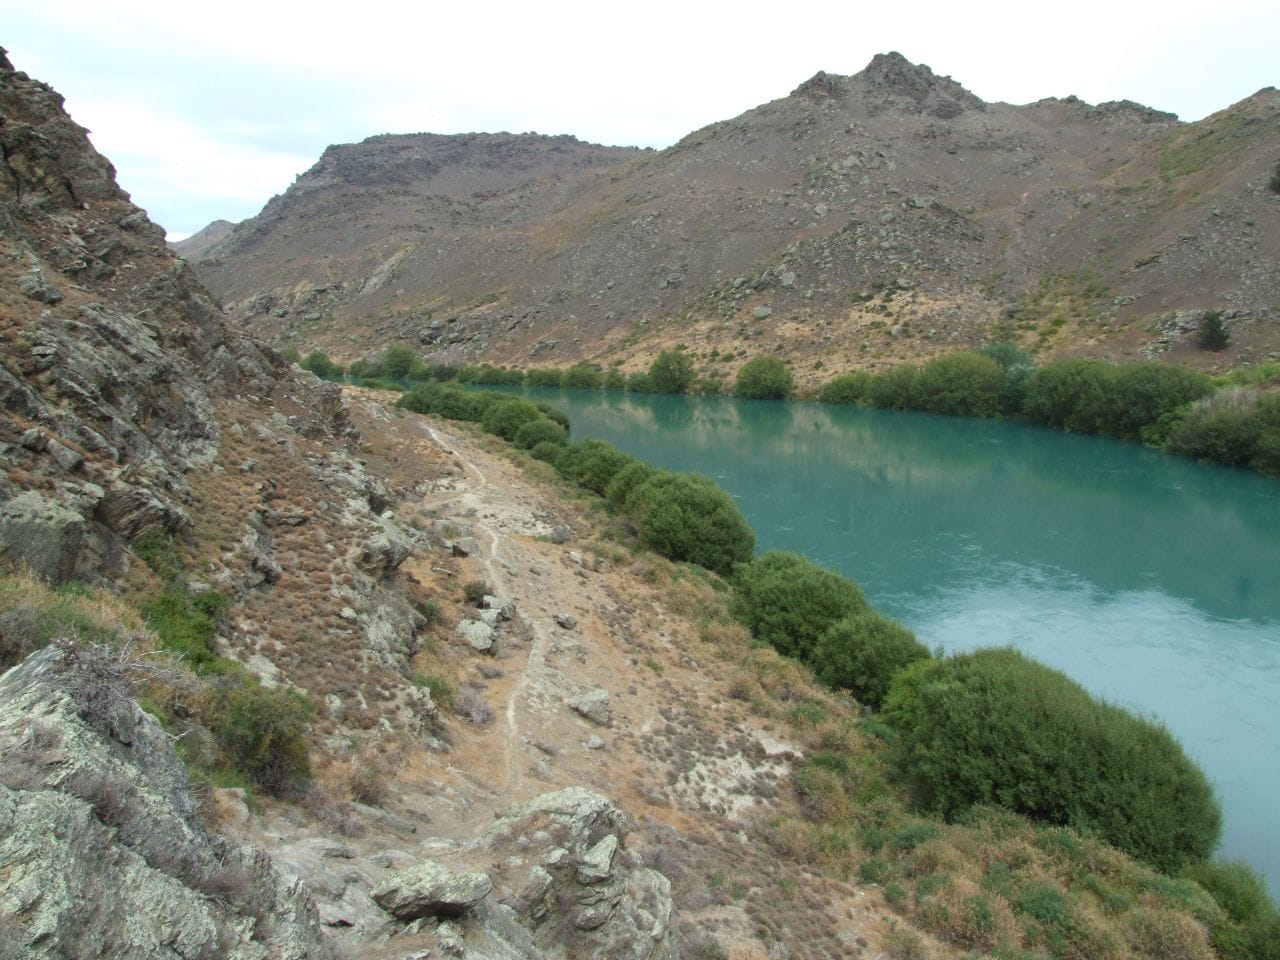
[169,217,234,258]
[192,52,1280,377]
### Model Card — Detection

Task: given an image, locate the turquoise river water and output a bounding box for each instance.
[503,387,1280,895]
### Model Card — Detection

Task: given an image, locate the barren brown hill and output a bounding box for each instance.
[191,52,1280,381]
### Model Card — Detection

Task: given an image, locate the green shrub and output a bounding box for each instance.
[1199,311,1231,351]
[132,528,183,582]
[529,440,563,463]
[604,460,657,506]
[648,350,696,394]
[209,670,313,796]
[563,362,603,390]
[729,552,866,660]
[481,398,544,441]
[555,439,635,494]
[913,351,1005,417]
[882,648,1221,872]
[734,356,794,400]
[868,364,920,410]
[626,472,755,576]
[142,587,228,672]
[978,342,1032,371]
[1024,359,1212,441]
[626,371,655,392]
[513,417,567,449]
[1164,388,1280,474]
[525,367,566,388]
[300,350,340,378]
[1182,859,1280,960]
[818,371,873,405]
[604,369,626,390]
[382,345,420,381]
[811,611,931,707]
[529,404,568,430]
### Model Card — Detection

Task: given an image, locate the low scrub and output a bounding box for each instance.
[1163,388,1280,474]
[882,648,1221,873]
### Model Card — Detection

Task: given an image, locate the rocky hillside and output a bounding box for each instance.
[191,52,1280,380]
[170,218,234,259]
[0,48,1258,960]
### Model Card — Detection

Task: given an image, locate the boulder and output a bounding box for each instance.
[0,491,85,584]
[457,619,495,653]
[371,860,492,919]
[569,688,611,726]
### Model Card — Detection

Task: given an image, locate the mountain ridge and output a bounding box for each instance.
[188,52,1280,384]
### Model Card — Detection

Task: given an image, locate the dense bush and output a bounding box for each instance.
[734,356,794,400]
[525,367,565,388]
[626,472,755,576]
[1199,311,1231,351]
[729,552,866,660]
[818,371,873,405]
[513,417,567,450]
[142,587,229,672]
[300,350,341,379]
[563,362,604,390]
[604,460,657,506]
[210,670,313,796]
[882,648,1221,872]
[811,611,931,707]
[604,369,627,390]
[536,403,571,430]
[1164,389,1280,474]
[648,350,696,394]
[481,398,544,441]
[913,351,1005,417]
[977,342,1032,371]
[868,364,920,410]
[529,440,563,463]
[554,439,635,494]
[1024,359,1212,441]
[382,345,422,381]
[626,371,656,392]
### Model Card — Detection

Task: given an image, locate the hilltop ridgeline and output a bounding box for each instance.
[190,52,1280,379]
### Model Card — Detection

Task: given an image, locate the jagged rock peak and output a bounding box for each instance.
[856,50,987,117]
[791,70,850,100]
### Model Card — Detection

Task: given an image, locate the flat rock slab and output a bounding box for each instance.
[371,861,492,920]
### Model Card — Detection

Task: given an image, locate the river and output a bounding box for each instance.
[509,387,1280,895]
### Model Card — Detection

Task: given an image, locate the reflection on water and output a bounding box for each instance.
[517,388,1280,895]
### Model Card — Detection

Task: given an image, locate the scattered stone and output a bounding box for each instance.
[752,306,773,320]
[17,271,63,304]
[814,203,829,217]
[548,524,574,544]
[568,550,585,566]
[780,271,796,288]
[569,688,611,726]
[554,613,577,630]
[371,861,492,920]
[18,429,46,451]
[483,595,516,620]
[585,734,606,750]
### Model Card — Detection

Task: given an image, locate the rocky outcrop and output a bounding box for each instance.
[371,861,493,919]
[371,787,675,960]
[0,47,355,587]
[0,644,332,959]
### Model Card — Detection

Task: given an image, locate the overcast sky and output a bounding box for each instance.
[7,0,1278,239]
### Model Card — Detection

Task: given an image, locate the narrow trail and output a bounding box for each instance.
[418,421,552,798]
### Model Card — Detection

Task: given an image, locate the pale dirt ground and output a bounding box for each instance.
[217,388,955,960]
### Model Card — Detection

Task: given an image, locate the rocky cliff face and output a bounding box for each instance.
[190,52,1280,375]
[0,47,352,583]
